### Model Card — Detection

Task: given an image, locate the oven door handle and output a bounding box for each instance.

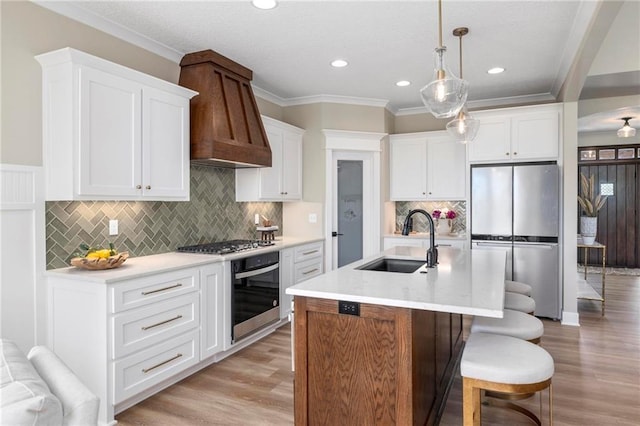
[235,263,279,279]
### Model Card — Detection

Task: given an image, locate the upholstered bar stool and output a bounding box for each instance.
[504,291,536,315]
[505,280,533,297]
[470,309,544,344]
[461,332,554,426]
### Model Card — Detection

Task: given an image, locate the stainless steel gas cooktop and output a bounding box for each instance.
[176,239,274,255]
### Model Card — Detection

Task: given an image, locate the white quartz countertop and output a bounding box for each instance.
[385,233,467,240]
[287,246,505,318]
[45,236,323,284]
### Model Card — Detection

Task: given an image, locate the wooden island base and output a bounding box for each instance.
[293,296,463,425]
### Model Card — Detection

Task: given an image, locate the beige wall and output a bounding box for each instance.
[255,97,283,121]
[0,1,180,166]
[393,112,448,134]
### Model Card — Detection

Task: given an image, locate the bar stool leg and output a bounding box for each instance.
[549,383,553,425]
[463,379,481,426]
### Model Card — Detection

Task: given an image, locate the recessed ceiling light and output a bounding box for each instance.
[487,67,505,75]
[331,59,348,68]
[396,80,411,87]
[252,0,277,10]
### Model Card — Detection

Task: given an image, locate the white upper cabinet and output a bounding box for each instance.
[236,116,304,202]
[36,47,197,201]
[426,134,466,200]
[390,131,466,201]
[468,104,561,163]
[466,116,511,162]
[389,134,428,200]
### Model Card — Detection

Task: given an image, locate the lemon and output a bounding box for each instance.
[86,252,101,259]
[97,249,112,259]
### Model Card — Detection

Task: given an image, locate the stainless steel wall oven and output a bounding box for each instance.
[231,251,280,343]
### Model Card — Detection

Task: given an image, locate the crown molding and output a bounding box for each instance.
[285,94,390,110]
[394,93,558,117]
[33,1,184,63]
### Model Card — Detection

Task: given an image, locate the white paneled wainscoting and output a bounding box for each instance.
[0,164,46,353]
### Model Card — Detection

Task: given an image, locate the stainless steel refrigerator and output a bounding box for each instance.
[471,163,560,319]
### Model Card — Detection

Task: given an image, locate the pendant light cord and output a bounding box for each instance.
[458,32,463,78]
[438,0,443,48]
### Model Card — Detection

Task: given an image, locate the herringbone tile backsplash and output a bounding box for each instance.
[46,165,282,269]
[395,201,467,234]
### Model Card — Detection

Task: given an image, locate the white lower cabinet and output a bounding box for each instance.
[48,265,206,425]
[383,236,466,250]
[47,243,322,425]
[383,237,425,250]
[200,262,224,360]
[113,330,199,404]
[280,241,324,319]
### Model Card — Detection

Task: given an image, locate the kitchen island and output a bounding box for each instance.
[286,246,506,425]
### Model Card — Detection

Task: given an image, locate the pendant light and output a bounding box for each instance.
[617,117,636,138]
[420,0,469,118]
[446,27,480,143]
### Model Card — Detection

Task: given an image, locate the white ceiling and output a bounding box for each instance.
[41,0,639,130]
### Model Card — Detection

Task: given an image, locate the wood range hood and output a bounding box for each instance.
[179,49,271,168]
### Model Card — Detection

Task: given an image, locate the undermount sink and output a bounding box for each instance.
[357,257,425,273]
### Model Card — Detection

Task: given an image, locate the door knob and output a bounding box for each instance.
[331,231,344,237]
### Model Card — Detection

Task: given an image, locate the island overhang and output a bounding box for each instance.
[287,246,506,318]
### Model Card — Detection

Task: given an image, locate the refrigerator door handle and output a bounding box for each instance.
[474,242,512,247]
[513,243,555,249]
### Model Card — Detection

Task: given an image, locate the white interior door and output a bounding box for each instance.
[331,151,372,270]
[335,160,363,267]
[323,129,384,273]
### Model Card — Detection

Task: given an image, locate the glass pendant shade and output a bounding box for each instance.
[446,106,480,143]
[420,47,469,118]
[617,118,636,138]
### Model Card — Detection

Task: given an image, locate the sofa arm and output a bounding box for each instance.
[27,346,99,426]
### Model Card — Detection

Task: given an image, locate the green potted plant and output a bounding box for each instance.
[577,173,607,245]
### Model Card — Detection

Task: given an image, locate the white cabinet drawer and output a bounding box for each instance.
[113,330,199,404]
[111,268,199,313]
[112,293,200,359]
[436,239,466,250]
[294,258,323,283]
[294,242,323,263]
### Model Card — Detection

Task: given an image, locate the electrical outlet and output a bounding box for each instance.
[109,219,118,236]
[338,300,360,316]
[308,213,317,223]
[254,214,260,225]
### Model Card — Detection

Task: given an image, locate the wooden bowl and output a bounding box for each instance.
[70,252,129,270]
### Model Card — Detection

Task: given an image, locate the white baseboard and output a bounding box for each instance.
[561,310,580,326]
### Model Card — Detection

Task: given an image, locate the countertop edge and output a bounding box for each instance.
[385,233,467,240]
[45,236,324,283]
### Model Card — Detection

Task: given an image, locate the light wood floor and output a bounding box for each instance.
[116,274,640,425]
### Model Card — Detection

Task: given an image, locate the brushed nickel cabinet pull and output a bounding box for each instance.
[302,250,318,255]
[146,185,151,190]
[302,268,319,275]
[141,353,183,373]
[505,152,509,156]
[136,185,142,189]
[513,152,518,156]
[141,283,183,296]
[141,315,183,331]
